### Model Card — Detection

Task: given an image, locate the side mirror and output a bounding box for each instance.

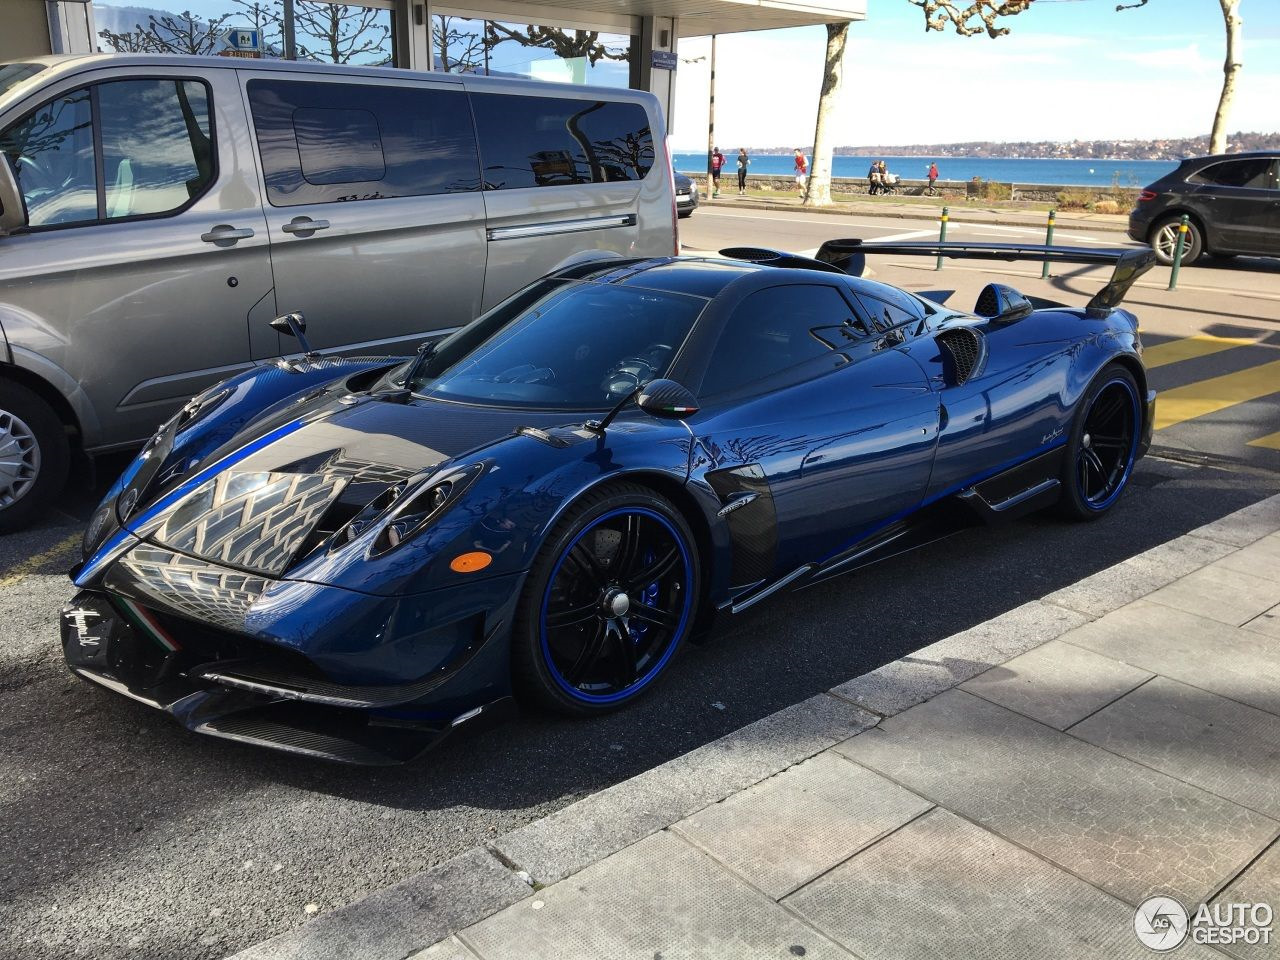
[974,283,1033,323]
[636,379,699,420]
[0,156,29,237]
[269,311,315,356]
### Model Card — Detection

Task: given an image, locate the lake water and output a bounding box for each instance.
[673,153,1179,188]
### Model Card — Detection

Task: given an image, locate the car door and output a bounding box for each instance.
[0,66,274,449]
[241,72,487,358]
[1189,157,1280,254]
[689,281,938,587]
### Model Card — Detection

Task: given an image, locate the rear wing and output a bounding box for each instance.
[811,240,1156,315]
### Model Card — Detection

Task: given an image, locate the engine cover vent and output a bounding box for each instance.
[937,328,983,386]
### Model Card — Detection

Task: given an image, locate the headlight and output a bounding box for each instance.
[370,464,484,557]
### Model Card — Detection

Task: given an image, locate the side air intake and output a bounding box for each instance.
[936,328,984,386]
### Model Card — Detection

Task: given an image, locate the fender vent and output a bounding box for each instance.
[937,328,983,386]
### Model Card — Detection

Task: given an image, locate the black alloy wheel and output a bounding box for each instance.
[1057,364,1141,521]
[513,483,698,716]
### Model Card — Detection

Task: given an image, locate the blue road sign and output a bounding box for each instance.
[221,27,262,52]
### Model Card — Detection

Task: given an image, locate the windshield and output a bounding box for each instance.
[406,280,707,410]
[0,63,47,106]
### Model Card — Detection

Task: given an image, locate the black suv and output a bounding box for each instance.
[1128,152,1279,265]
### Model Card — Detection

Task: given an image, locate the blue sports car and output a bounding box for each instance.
[64,241,1156,763]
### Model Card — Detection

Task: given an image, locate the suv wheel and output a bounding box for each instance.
[0,380,70,533]
[1150,215,1203,266]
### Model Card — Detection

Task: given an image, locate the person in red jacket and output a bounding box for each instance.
[711,148,725,196]
[927,161,940,195]
[794,149,808,195]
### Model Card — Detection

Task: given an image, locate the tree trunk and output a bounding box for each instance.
[802,22,850,207]
[1209,0,1242,155]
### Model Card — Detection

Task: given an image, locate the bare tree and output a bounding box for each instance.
[230,0,285,55]
[912,0,1245,156]
[293,0,391,65]
[803,22,851,207]
[487,23,629,66]
[433,16,488,72]
[99,10,232,54]
[1118,0,1242,155]
[906,0,1035,38]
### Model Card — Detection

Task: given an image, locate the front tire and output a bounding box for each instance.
[512,483,699,716]
[0,380,69,533]
[1150,215,1203,266]
[1057,365,1141,521]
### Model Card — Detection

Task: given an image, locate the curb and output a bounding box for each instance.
[698,197,1132,234]
[228,492,1280,960]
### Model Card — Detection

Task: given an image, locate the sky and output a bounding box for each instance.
[669,0,1280,150]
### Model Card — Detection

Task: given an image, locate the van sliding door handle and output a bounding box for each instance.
[200,225,255,244]
[282,217,330,235]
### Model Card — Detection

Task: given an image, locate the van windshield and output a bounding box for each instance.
[0,63,47,107]
[405,281,707,410]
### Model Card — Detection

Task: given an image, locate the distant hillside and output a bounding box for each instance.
[743,133,1280,162]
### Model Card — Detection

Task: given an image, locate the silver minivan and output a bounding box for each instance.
[0,55,677,530]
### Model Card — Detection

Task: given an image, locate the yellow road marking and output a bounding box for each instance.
[1143,334,1258,370]
[1248,430,1280,451]
[1155,358,1280,431]
[0,530,81,588]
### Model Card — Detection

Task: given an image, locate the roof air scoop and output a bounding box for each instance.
[974,283,1033,323]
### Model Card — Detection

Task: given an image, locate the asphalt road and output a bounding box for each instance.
[2,207,1278,960]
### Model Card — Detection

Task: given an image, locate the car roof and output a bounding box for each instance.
[0,53,655,105]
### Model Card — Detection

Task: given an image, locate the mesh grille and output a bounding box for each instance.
[937,328,982,386]
[975,285,1001,317]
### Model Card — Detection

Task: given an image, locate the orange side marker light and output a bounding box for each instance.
[450,551,493,573]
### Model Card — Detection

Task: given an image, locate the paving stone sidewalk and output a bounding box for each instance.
[235,493,1280,960]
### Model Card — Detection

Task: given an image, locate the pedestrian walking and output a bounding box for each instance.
[927,161,939,196]
[736,148,749,195]
[867,160,881,196]
[794,149,808,195]
[711,147,725,197]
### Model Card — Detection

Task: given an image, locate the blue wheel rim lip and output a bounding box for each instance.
[539,506,693,705]
[1083,376,1140,512]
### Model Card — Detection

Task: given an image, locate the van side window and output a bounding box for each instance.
[470,94,654,190]
[1189,158,1276,189]
[0,88,96,227]
[0,78,214,228]
[247,80,481,205]
[99,80,214,219]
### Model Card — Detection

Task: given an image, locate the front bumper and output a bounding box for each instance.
[676,191,698,213]
[60,578,517,768]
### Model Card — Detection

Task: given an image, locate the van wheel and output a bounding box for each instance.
[0,380,69,533]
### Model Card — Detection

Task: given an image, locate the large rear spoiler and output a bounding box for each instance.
[811,240,1157,315]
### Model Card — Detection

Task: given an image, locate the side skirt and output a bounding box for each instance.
[724,445,1066,609]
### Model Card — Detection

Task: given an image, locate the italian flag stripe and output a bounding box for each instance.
[119,598,181,652]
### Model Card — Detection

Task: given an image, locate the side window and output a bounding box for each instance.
[247,80,481,206]
[0,88,96,227]
[98,79,214,219]
[851,279,927,335]
[470,93,654,190]
[1190,158,1275,189]
[699,285,855,397]
[0,78,214,228]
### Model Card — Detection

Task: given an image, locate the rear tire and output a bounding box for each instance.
[1150,215,1203,266]
[512,482,698,716]
[1057,365,1141,522]
[0,380,69,533]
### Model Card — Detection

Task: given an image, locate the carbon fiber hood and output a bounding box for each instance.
[137,395,561,577]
